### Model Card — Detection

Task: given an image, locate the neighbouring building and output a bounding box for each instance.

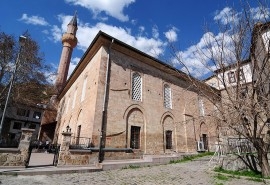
[0,104,43,146]
[204,21,270,156]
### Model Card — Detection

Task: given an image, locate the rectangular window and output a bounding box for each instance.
[29,123,36,129]
[238,69,245,81]
[132,73,142,101]
[165,130,172,149]
[164,84,172,109]
[228,71,236,83]
[33,111,41,119]
[13,122,22,130]
[17,108,27,116]
[130,126,140,149]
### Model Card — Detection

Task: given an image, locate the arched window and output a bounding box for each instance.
[164,84,172,109]
[81,75,88,102]
[131,73,142,101]
[198,96,205,116]
[72,87,77,109]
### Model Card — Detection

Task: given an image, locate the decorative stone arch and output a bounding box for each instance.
[160,112,176,153]
[123,104,147,153]
[199,121,209,150]
[199,121,208,136]
[74,109,83,138]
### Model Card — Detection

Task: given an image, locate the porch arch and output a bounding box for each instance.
[123,104,147,153]
[160,112,176,153]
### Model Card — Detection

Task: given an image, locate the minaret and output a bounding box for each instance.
[55,12,78,93]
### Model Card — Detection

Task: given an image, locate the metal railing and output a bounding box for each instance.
[69,136,92,149]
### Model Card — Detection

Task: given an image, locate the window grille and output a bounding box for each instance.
[132,73,142,101]
[165,130,172,149]
[164,84,172,109]
[198,97,205,116]
[130,126,140,149]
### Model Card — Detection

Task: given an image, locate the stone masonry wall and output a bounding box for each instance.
[58,132,99,166]
[0,128,34,167]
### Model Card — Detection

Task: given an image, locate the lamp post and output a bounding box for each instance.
[0,35,27,136]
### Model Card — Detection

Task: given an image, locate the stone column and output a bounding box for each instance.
[57,131,72,165]
[19,128,35,165]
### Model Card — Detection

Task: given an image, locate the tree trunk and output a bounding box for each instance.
[258,148,270,177]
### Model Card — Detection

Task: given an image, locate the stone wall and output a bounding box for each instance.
[57,131,98,166]
[0,128,34,167]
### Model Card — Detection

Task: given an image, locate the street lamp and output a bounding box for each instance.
[0,35,27,136]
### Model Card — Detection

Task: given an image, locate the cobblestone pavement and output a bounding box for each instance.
[0,157,268,185]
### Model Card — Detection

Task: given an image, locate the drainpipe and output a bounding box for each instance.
[98,39,114,163]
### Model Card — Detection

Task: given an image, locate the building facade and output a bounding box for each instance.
[54,31,218,157]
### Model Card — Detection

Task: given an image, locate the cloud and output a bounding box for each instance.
[175,5,270,79]
[250,7,270,20]
[152,26,159,39]
[19,14,49,26]
[68,57,80,77]
[50,25,62,43]
[53,14,166,58]
[164,27,178,42]
[214,7,238,25]
[64,0,135,22]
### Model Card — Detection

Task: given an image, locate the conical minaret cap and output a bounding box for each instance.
[68,11,77,27]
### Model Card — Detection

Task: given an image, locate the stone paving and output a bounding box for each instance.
[0,156,268,185]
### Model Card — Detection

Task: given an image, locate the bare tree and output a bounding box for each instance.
[0,31,54,107]
[171,1,270,177]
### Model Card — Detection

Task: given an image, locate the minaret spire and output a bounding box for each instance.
[55,12,78,93]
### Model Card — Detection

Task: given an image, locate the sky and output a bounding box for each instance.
[1,0,269,81]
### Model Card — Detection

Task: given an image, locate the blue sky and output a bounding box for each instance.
[1,0,269,81]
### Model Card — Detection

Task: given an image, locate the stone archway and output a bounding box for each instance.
[125,106,146,152]
[161,112,175,153]
[200,122,209,150]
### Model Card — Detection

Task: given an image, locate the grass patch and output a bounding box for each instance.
[214,167,262,179]
[214,173,229,181]
[169,152,214,164]
[247,177,264,182]
[122,165,140,169]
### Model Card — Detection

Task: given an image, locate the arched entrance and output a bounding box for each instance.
[161,112,175,153]
[125,107,145,152]
[199,122,208,151]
